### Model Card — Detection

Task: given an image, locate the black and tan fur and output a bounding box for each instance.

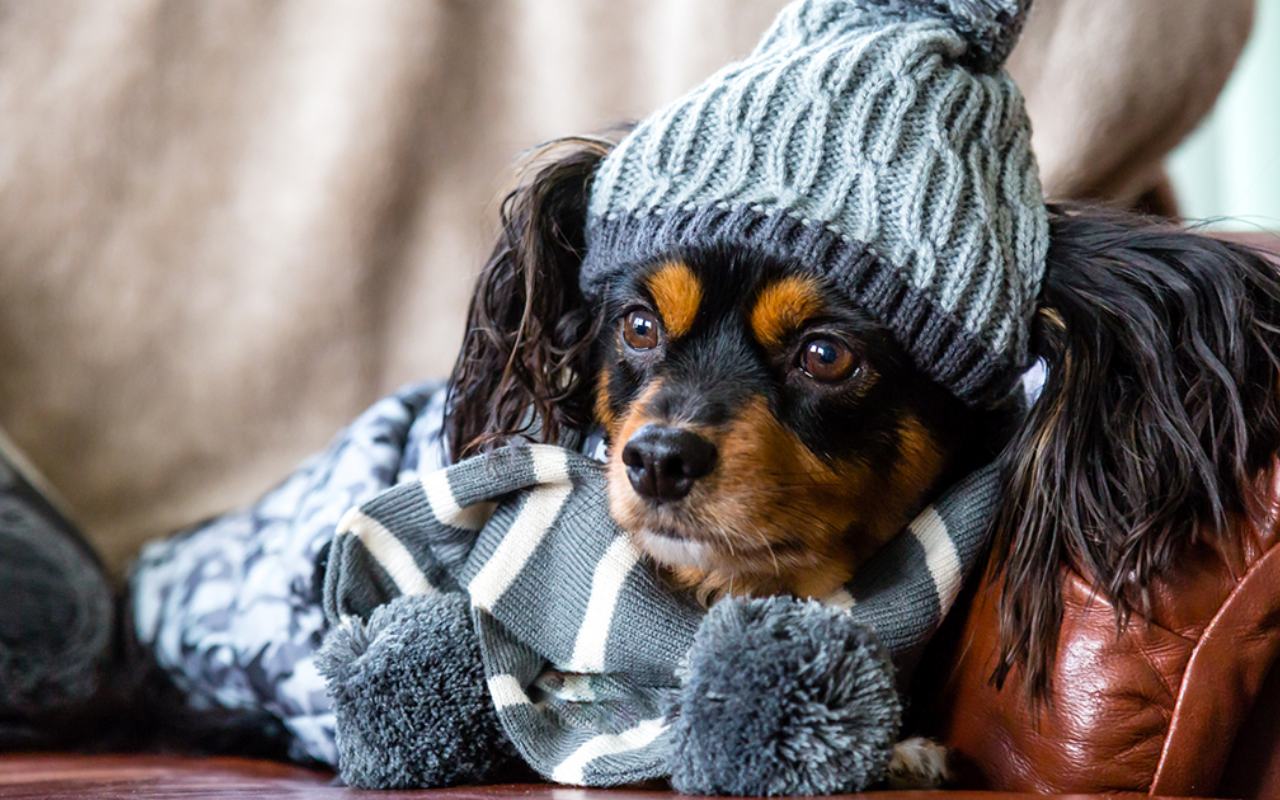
[446,136,1280,705]
[596,254,1001,601]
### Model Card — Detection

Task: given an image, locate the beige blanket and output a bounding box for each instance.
[0,0,1253,571]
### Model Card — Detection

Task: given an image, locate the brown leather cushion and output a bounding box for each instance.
[921,469,1280,796]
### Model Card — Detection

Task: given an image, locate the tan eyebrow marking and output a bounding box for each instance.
[750,274,824,348]
[645,261,703,339]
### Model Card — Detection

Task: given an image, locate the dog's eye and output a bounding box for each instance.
[623,309,662,351]
[798,336,858,382]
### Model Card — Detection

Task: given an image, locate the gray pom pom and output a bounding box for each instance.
[670,596,902,796]
[316,593,517,788]
[863,0,1032,71]
[931,0,1031,69]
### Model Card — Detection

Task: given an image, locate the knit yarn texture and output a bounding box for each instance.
[582,0,1049,405]
[322,443,999,786]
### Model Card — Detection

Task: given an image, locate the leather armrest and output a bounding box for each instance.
[919,469,1280,796]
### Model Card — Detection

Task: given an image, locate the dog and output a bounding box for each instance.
[443,136,1280,785]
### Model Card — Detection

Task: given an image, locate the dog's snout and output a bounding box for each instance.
[621,424,717,503]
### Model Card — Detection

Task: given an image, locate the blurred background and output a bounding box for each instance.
[1171,0,1280,226]
[0,0,1275,571]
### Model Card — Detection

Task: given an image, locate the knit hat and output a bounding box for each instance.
[581,0,1046,406]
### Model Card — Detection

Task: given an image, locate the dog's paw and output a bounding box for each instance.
[887,736,951,789]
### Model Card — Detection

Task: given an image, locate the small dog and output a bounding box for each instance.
[443,137,1280,783]
[447,135,1280,681]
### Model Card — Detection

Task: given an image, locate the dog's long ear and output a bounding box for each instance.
[991,206,1280,700]
[445,137,613,460]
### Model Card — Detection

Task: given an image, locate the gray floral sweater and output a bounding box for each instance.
[128,381,594,763]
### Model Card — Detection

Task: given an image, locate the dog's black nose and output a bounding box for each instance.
[621,425,718,503]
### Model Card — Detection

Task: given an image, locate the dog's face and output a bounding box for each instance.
[593,246,979,600]
[451,139,1280,701]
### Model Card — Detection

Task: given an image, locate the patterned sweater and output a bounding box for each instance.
[322,443,1000,786]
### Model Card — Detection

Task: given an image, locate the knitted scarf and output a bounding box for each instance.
[322,443,998,786]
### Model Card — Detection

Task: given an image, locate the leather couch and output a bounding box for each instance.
[922,461,1280,797]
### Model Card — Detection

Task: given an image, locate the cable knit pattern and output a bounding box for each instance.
[581,0,1047,405]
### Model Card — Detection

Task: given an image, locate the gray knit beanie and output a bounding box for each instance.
[581,0,1046,406]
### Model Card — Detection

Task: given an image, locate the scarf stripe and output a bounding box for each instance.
[423,468,491,531]
[340,510,436,596]
[909,506,964,612]
[552,718,669,785]
[468,483,570,612]
[488,673,532,710]
[570,537,642,672]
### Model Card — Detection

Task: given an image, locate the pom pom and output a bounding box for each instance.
[316,593,516,788]
[877,0,1032,70]
[670,596,901,796]
[927,0,1031,70]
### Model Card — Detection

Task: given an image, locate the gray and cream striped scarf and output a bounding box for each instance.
[322,443,998,787]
